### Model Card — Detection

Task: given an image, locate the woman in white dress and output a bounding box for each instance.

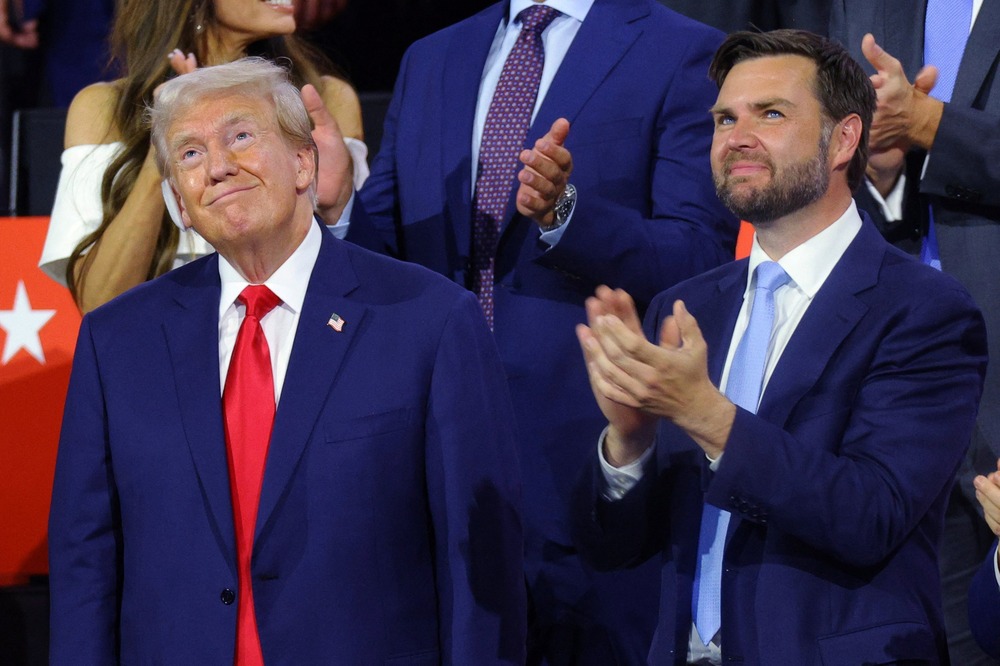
[39,0,367,312]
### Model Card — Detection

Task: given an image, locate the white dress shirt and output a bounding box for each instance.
[217,219,321,402]
[599,201,864,664]
[473,0,593,244]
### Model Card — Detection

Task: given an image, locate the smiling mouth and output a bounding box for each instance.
[264,0,293,6]
[209,186,255,205]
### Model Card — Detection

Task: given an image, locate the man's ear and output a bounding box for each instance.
[295,146,317,192]
[831,113,863,171]
[166,179,194,230]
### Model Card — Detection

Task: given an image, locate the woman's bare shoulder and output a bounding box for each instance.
[65,81,123,147]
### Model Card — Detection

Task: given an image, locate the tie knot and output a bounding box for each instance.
[516,4,561,35]
[753,261,789,294]
[237,285,281,320]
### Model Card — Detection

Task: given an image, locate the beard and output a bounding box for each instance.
[714,129,831,226]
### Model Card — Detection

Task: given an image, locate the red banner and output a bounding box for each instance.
[0,217,80,585]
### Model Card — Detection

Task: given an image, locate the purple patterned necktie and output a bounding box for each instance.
[471,4,561,329]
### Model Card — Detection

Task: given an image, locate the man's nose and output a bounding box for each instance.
[206,146,238,181]
[726,117,758,150]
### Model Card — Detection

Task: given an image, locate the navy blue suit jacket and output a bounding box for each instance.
[347,0,737,657]
[969,540,1000,659]
[574,217,988,664]
[48,227,526,664]
[830,0,1000,504]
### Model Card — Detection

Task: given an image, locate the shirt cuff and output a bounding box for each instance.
[325,191,355,240]
[993,541,1000,591]
[863,171,906,222]
[598,426,655,501]
[537,190,577,247]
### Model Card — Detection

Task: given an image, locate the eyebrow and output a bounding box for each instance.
[169,111,259,152]
[709,97,797,116]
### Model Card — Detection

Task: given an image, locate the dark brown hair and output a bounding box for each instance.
[709,29,876,191]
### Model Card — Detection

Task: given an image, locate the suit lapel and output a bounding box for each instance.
[441,2,508,260]
[500,0,648,235]
[756,220,882,427]
[694,265,748,389]
[255,231,370,542]
[162,256,236,564]
[953,0,1000,107]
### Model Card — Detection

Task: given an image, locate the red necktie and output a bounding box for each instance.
[223,285,282,666]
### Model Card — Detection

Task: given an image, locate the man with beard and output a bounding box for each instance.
[571,30,988,665]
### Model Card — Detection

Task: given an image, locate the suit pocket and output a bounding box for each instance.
[324,407,413,444]
[818,621,938,664]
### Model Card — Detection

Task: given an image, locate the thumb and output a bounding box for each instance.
[914,65,938,95]
[861,33,898,76]
[658,314,681,350]
[673,300,705,349]
[301,84,338,132]
[548,118,570,146]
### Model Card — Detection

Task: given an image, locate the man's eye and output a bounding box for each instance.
[235,131,251,141]
[717,116,735,126]
[764,110,784,119]
[182,149,199,160]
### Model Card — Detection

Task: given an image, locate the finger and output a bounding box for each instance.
[585,337,647,408]
[167,49,197,76]
[515,185,551,218]
[913,65,938,95]
[659,314,681,350]
[578,323,643,408]
[302,83,340,134]
[517,164,558,198]
[595,314,659,371]
[604,288,642,332]
[861,33,901,77]
[519,145,570,184]
[672,300,706,351]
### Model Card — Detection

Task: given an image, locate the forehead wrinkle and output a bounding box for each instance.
[168,107,265,153]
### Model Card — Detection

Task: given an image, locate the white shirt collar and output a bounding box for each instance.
[745,200,863,299]
[508,0,593,25]
[218,217,322,318]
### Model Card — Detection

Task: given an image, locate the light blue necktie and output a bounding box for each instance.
[692,260,790,644]
[920,0,973,270]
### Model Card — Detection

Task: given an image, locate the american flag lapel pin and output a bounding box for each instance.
[327,312,345,333]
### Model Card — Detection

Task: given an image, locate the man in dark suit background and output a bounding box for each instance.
[47,57,525,664]
[573,29,986,664]
[341,1,739,661]
[658,0,829,35]
[829,3,1000,661]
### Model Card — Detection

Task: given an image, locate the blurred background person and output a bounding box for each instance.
[830,2,1000,662]
[37,0,365,312]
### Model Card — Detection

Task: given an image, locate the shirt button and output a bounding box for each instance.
[220,588,236,605]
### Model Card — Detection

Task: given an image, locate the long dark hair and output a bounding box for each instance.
[67,0,337,303]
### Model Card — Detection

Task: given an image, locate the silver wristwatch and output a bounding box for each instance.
[541,183,577,233]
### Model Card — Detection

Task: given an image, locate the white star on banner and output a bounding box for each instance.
[0,280,57,365]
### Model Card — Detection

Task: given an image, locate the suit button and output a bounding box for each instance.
[221,588,236,605]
